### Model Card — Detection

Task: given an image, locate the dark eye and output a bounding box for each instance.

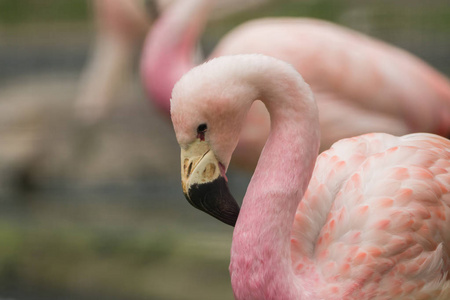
[197,123,207,133]
[197,123,207,141]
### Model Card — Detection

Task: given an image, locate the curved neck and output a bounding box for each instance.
[230,60,320,299]
[140,0,210,115]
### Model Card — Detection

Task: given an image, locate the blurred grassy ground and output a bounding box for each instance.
[0,0,88,24]
[0,1,449,299]
[0,198,234,300]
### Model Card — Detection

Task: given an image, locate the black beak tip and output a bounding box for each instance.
[185,176,240,227]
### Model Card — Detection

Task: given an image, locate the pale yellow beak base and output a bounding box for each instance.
[180,140,240,226]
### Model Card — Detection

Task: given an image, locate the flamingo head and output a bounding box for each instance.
[170,57,260,226]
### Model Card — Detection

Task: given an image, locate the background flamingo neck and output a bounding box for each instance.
[140,0,210,115]
[230,64,320,299]
[75,36,135,124]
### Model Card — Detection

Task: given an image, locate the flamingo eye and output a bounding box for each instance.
[197,123,207,141]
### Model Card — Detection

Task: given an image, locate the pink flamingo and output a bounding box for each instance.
[142,0,450,169]
[75,0,269,125]
[171,54,450,299]
[75,0,153,124]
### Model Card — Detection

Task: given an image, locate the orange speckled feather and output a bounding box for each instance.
[292,133,450,298]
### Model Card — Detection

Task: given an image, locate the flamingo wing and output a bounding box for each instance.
[292,133,450,298]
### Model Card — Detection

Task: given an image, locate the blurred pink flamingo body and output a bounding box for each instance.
[142,0,450,169]
[171,54,450,299]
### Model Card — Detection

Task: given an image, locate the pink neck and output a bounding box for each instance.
[230,68,320,299]
[140,0,210,116]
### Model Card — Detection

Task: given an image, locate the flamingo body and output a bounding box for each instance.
[143,0,450,170]
[213,18,450,136]
[170,54,450,299]
[291,132,450,298]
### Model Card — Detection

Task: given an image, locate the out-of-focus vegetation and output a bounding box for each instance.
[0,0,88,25]
[0,221,232,299]
[0,194,236,300]
[1,0,449,31]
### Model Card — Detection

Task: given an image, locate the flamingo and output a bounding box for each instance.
[74,0,153,124]
[142,0,450,169]
[75,0,269,125]
[170,54,450,299]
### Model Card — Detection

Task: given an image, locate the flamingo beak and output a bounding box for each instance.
[180,141,240,226]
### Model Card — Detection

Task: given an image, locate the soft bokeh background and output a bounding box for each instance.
[0,0,449,299]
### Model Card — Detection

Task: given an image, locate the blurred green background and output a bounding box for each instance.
[0,0,449,299]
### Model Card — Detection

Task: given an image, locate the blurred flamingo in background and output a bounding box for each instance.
[171,54,450,299]
[5,0,272,192]
[75,0,270,125]
[74,0,157,124]
[141,0,450,170]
